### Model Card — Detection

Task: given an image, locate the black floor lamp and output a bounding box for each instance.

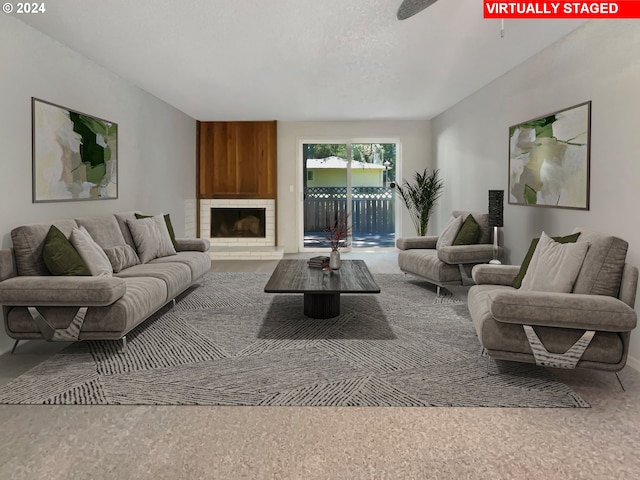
[488,190,504,265]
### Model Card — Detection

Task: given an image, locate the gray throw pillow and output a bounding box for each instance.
[127,215,177,263]
[436,216,463,249]
[69,226,114,277]
[520,231,589,293]
[103,244,141,273]
[135,213,179,251]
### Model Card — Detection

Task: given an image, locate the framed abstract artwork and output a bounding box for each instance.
[32,98,118,202]
[508,101,591,210]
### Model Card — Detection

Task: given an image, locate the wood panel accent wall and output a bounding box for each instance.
[198,121,277,199]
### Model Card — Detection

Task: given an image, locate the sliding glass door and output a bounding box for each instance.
[350,143,396,248]
[301,141,397,250]
[302,143,349,249]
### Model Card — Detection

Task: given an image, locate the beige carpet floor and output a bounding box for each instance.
[1,252,639,479]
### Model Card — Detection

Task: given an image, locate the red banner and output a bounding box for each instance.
[484,1,640,18]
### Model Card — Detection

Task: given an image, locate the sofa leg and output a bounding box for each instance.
[457,264,474,286]
[486,355,499,375]
[119,335,127,354]
[172,298,176,307]
[615,372,626,392]
[436,285,441,296]
[10,339,19,354]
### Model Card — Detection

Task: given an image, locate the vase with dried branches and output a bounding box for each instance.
[393,168,444,236]
[324,211,351,270]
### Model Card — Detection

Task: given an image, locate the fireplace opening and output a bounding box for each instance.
[211,208,266,238]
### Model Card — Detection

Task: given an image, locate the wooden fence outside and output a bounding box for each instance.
[303,186,395,233]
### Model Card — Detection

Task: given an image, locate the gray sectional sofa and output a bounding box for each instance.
[0,212,211,350]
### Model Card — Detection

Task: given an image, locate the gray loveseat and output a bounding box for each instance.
[468,229,638,372]
[396,210,503,294]
[0,212,211,350]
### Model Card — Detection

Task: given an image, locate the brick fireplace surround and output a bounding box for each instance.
[200,199,283,260]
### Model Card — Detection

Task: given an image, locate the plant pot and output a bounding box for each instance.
[329,250,341,270]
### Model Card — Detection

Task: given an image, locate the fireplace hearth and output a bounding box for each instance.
[211,208,266,238]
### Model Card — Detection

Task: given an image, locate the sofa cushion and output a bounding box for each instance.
[0,276,126,306]
[398,249,463,283]
[6,276,167,338]
[436,216,462,249]
[512,232,581,289]
[11,220,79,276]
[127,215,177,263]
[489,290,636,332]
[572,229,628,297]
[453,214,480,246]
[520,232,589,293]
[115,262,191,300]
[75,215,128,249]
[149,251,211,282]
[42,226,90,276]
[103,245,141,273]
[70,227,113,277]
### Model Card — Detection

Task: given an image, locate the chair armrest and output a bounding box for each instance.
[0,249,17,282]
[0,276,126,306]
[472,264,521,286]
[437,244,501,264]
[176,238,210,252]
[488,290,637,332]
[396,236,438,250]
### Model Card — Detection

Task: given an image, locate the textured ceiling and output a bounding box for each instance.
[14,0,586,121]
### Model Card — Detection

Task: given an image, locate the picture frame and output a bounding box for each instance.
[508,101,591,210]
[32,97,118,203]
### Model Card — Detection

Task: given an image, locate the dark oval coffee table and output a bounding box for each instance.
[264,259,381,318]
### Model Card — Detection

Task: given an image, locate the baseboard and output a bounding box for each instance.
[626,354,640,373]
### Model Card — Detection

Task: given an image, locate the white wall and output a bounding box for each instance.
[431,20,640,370]
[277,121,432,253]
[0,16,196,354]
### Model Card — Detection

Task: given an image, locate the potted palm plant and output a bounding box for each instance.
[393,168,444,236]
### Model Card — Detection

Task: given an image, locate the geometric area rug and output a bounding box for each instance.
[0,273,589,407]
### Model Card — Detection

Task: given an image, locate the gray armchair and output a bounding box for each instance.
[396,210,503,294]
[468,229,638,374]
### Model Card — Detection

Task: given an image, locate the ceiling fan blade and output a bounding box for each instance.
[397,0,440,20]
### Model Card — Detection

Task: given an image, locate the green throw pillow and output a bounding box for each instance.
[453,214,481,246]
[512,232,581,289]
[135,213,179,251]
[42,225,91,276]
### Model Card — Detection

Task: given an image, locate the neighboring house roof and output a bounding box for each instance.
[307,156,384,170]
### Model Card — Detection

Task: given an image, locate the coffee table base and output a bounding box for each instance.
[304,293,340,319]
